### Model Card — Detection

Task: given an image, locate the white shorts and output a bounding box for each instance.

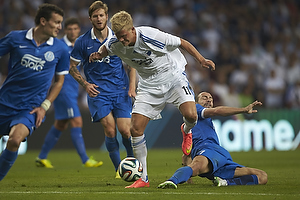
[132,72,195,119]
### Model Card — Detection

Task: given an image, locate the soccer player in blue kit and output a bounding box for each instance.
[36,18,103,168]
[69,1,136,178]
[0,4,69,181]
[158,92,268,188]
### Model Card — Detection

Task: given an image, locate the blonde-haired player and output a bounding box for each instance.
[90,11,215,188]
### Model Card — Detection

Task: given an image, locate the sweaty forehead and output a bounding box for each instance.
[200,92,212,99]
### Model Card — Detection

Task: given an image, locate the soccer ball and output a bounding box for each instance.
[118,157,143,182]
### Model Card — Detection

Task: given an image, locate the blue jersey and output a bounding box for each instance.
[191,104,243,180]
[59,35,79,97]
[70,27,129,96]
[0,29,69,115]
[192,104,220,147]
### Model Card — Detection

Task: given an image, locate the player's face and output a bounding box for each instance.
[43,13,63,38]
[198,92,213,108]
[90,8,108,31]
[65,24,81,43]
[115,27,136,46]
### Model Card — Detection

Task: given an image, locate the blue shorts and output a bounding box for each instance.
[53,92,81,120]
[191,142,244,180]
[0,110,44,138]
[87,92,132,122]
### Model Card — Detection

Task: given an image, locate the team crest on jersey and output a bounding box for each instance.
[21,54,46,71]
[44,51,55,62]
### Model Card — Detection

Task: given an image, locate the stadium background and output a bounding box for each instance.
[0,0,299,152]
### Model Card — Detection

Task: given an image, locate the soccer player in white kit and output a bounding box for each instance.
[89,10,215,188]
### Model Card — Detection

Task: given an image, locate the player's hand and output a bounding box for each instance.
[30,107,46,128]
[89,52,101,63]
[201,59,215,71]
[128,88,136,99]
[85,83,100,97]
[245,100,262,114]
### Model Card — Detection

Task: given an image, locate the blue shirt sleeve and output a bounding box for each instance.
[0,32,14,57]
[55,40,70,74]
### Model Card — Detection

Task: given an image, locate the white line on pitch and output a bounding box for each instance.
[0,191,299,196]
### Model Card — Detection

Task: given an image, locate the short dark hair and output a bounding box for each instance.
[64,17,80,28]
[34,3,64,26]
[88,1,108,17]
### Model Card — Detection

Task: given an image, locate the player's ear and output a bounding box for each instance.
[40,17,47,26]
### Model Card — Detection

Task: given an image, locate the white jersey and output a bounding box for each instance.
[104,26,187,87]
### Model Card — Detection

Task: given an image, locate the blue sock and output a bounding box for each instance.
[105,136,120,171]
[38,126,62,159]
[168,166,193,184]
[122,136,134,157]
[0,149,18,181]
[227,175,259,185]
[71,127,89,164]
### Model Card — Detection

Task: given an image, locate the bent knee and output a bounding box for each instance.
[258,171,268,185]
[118,128,131,138]
[188,115,198,123]
[7,137,22,150]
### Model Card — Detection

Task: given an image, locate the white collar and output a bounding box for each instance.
[26,28,54,45]
[63,35,72,47]
[90,27,112,41]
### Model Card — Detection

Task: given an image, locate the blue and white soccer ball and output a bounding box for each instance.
[118,157,143,182]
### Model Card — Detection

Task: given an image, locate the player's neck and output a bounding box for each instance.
[93,26,108,43]
[33,27,50,46]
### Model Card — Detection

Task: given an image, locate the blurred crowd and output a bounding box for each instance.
[1,0,300,109]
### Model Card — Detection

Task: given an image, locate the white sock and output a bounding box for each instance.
[131,135,148,182]
[183,117,197,134]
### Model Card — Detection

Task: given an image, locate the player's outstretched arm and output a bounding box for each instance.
[180,38,215,71]
[204,100,263,118]
[244,100,263,114]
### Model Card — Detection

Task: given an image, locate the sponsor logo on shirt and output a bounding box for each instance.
[21,54,46,71]
[95,55,110,64]
[132,57,153,65]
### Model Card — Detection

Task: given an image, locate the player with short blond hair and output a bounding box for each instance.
[89,10,215,188]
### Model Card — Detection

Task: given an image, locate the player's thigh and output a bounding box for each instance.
[130,113,150,137]
[133,91,165,120]
[179,101,197,121]
[100,112,116,137]
[167,78,196,120]
[189,155,211,176]
[234,167,268,184]
[116,117,131,138]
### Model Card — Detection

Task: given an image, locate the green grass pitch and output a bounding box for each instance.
[0,149,299,200]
